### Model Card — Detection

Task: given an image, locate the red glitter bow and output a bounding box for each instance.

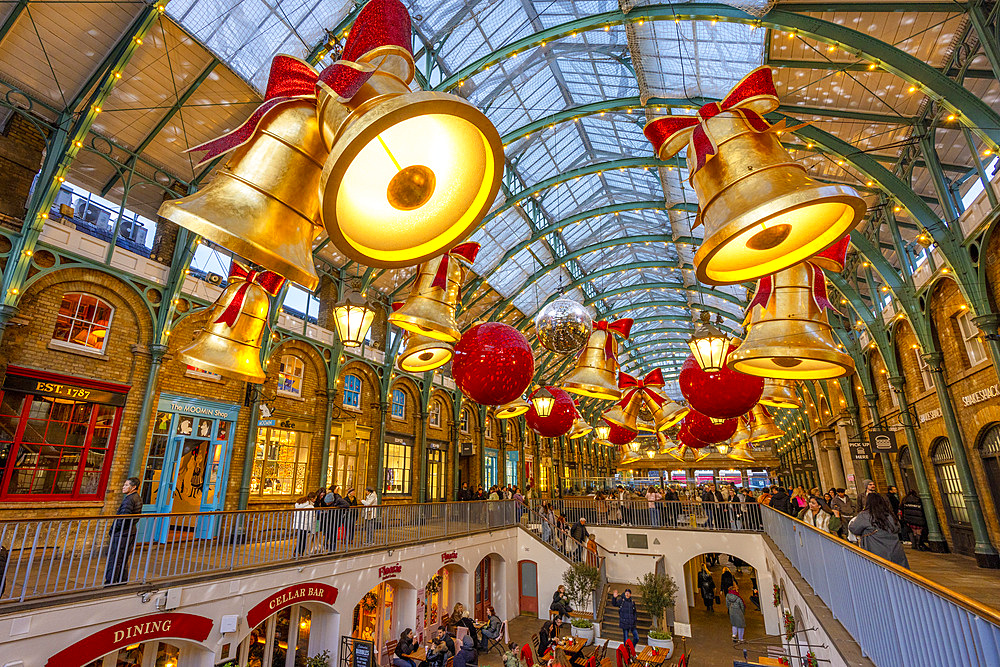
[617,369,667,409]
[747,263,837,316]
[430,242,481,291]
[813,234,851,272]
[593,318,634,362]
[189,0,413,165]
[215,262,286,327]
[643,67,780,173]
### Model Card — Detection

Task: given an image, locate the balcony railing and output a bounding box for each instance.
[528,498,765,533]
[0,501,519,606]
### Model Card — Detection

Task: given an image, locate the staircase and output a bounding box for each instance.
[597,582,655,643]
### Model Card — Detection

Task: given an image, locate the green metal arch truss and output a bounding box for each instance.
[435,2,1000,149]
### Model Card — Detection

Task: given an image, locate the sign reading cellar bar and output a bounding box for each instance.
[246,583,338,628]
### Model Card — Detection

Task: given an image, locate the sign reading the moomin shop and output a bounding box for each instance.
[247,583,339,628]
[46,613,213,667]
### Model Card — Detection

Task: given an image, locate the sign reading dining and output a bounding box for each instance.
[46,613,212,667]
[247,583,338,628]
[379,564,402,580]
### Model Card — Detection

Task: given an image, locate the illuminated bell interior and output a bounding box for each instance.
[496,396,530,419]
[569,418,593,439]
[332,289,376,347]
[397,331,453,373]
[321,91,504,268]
[759,378,802,409]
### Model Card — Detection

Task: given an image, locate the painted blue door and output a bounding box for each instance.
[505,451,519,487]
[484,449,499,489]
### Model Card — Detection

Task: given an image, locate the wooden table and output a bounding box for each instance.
[404,647,427,662]
[635,646,669,666]
[544,637,588,659]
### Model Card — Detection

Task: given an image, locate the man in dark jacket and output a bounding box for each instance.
[702,484,724,527]
[769,487,792,516]
[458,483,472,501]
[610,588,639,645]
[569,517,589,560]
[104,476,142,585]
[427,626,456,667]
[900,489,928,550]
[830,488,856,538]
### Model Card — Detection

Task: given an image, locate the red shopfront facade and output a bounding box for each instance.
[0,366,128,500]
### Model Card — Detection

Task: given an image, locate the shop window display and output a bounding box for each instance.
[391,389,406,419]
[251,427,310,497]
[383,441,412,494]
[230,604,312,667]
[278,355,305,397]
[51,292,114,353]
[343,374,362,408]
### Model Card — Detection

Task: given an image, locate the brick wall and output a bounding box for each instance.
[0,115,45,225]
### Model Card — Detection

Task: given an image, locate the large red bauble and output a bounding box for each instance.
[678,423,710,450]
[452,322,534,405]
[525,387,576,438]
[605,420,637,445]
[682,410,737,444]
[679,346,764,420]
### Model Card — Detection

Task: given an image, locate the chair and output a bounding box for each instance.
[615,645,628,667]
[597,639,610,663]
[456,626,469,643]
[522,644,535,667]
[624,639,636,664]
[555,648,571,667]
[483,621,506,656]
[529,634,543,666]
[382,640,398,667]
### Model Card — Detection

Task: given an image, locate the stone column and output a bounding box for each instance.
[923,352,999,567]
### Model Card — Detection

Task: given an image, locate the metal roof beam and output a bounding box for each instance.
[765,59,996,80]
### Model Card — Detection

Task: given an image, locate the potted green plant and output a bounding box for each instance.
[562,562,601,644]
[305,650,331,667]
[637,571,678,656]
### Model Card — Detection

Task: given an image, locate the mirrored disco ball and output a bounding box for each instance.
[534,298,593,354]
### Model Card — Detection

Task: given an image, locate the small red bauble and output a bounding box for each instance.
[452,322,534,405]
[682,409,738,444]
[679,346,764,420]
[605,420,637,445]
[525,387,576,438]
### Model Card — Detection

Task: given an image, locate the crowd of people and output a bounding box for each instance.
[392,604,504,667]
[456,483,533,501]
[292,485,380,555]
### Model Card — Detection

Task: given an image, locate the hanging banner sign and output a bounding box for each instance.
[247,583,339,628]
[869,430,898,453]
[850,442,873,460]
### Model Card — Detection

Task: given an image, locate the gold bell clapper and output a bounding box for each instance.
[728,261,855,379]
[389,242,479,342]
[496,396,530,419]
[748,404,784,443]
[179,263,285,383]
[759,378,801,408]
[644,67,866,285]
[315,0,503,267]
[562,318,633,400]
[160,56,329,290]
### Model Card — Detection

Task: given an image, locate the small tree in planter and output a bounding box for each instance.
[637,571,678,657]
[562,562,601,644]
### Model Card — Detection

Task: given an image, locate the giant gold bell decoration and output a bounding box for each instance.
[728,445,755,463]
[644,67,866,285]
[760,378,801,408]
[179,263,285,383]
[158,58,328,289]
[748,404,784,443]
[496,396,530,419]
[397,331,453,372]
[569,417,593,439]
[731,415,752,447]
[562,318,633,400]
[315,0,503,267]
[607,369,687,432]
[728,261,855,379]
[390,242,479,342]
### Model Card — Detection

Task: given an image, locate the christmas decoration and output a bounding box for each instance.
[391,303,452,372]
[334,287,377,348]
[179,262,285,383]
[748,404,783,442]
[562,318,633,400]
[759,378,801,409]
[534,298,593,354]
[688,311,730,372]
[810,234,850,273]
[772,584,781,607]
[390,242,479,342]
[682,410,738,444]
[805,651,818,667]
[678,422,711,450]
[607,370,688,432]
[783,611,796,640]
[568,416,593,439]
[729,262,854,379]
[525,387,576,437]
[605,420,638,446]
[495,396,530,419]
[644,66,865,285]
[679,347,764,420]
[452,322,534,405]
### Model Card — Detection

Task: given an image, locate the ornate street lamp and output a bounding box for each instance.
[531,386,556,417]
[594,424,611,441]
[332,288,375,347]
[688,311,729,372]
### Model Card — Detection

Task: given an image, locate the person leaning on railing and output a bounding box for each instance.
[104,476,142,586]
[848,492,909,569]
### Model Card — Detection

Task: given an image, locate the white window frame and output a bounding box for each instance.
[51,292,115,353]
[957,311,988,366]
[277,354,305,398]
[429,400,442,428]
[914,349,933,391]
[391,388,406,420]
[342,374,362,409]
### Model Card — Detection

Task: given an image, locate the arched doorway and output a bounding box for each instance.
[897,446,918,495]
[236,603,316,667]
[421,564,470,642]
[932,438,974,555]
[680,553,772,653]
[977,424,1000,529]
[354,579,417,664]
[474,556,492,619]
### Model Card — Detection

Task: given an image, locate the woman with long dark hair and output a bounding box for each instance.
[393,628,418,667]
[849,492,909,568]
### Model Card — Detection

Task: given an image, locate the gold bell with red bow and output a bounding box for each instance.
[760,378,801,409]
[561,318,633,400]
[179,263,285,383]
[748,404,784,443]
[159,57,328,290]
[390,301,454,372]
[728,261,854,379]
[390,242,479,342]
[644,67,866,285]
[315,0,503,267]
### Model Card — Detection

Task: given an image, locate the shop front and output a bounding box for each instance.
[669,470,688,486]
[718,469,743,486]
[251,415,313,500]
[353,566,417,666]
[140,393,239,540]
[504,450,519,488]
[329,420,372,493]
[383,433,415,496]
[484,447,499,490]
[0,366,128,501]
[747,470,771,490]
[427,439,448,501]
[46,612,213,667]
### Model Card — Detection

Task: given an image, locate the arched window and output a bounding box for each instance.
[897,446,917,495]
[484,417,492,440]
[51,292,114,352]
[342,374,362,408]
[277,355,304,397]
[460,408,470,434]
[977,424,1000,532]
[391,388,406,419]
[932,438,973,554]
[429,400,442,428]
